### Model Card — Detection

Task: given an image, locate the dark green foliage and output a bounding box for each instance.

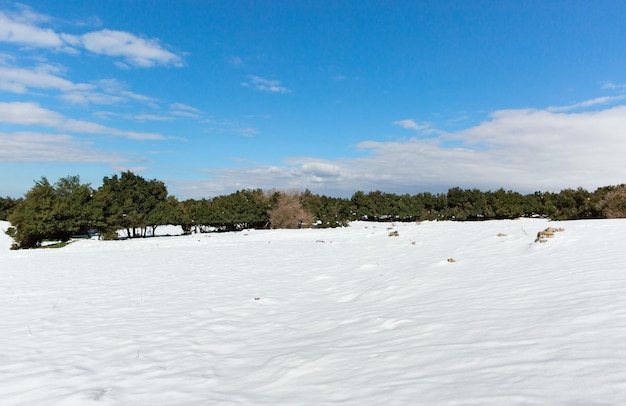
[93,171,168,238]
[302,190,351,227]
[350,191,422,221]
[146,196,181,236]
[7,176,99,249]
[0,196,22,220]
[178,198,210,233]
[484,188,527,219]
[345,186,606,223]
[177,190,270,232]
[209,189,270,230]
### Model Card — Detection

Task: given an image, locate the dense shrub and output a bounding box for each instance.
[268,192,314,229]
[596,185,626,218]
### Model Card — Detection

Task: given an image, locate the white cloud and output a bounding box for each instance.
[0,131,117,162]
[300,161,341,179]
[10,4,52,25]
[0,7,184,68]
[0,102,166,140]
[61,78,157,106]
[237,127,258,137]
[93,111,175,122]
[80,29,183,68]
[602,81,626,91]
[0,61,158,105]
[59,91,124,105]
[170,102,200,112]
[0,10,66,49]
[98,78,157,102]
[547,95,626,112]
[169,103,203,118]
[242,75,291,93]
[181,104,626,198]
[114,61,131,70]
[0,63,93,94]
[133,114,174,122]
[93,103,202,123]
[393,119,431,131]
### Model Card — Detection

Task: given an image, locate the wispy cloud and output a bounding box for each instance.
[242,75,291,93]
[0,9,67,49]
[0,63,89,94]
[80,29,183,68]
[0,102,165,140]
[0,131,118,162]
[547,95,626,112]
[0,7,184,68]
[169,103,203,118]
[237,127,258,137]
[133,114,174,122]
[200,116,259,138]
[169,102,200,112]
[228,56,243,67]
[93,102,204,123]
[98,78,157,102]
[92,111,174,122]
[0,60,159,106]
[392,119,432,131]
[59,91,124,105]
[602,81,626,91]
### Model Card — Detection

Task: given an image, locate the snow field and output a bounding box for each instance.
[1,219,626,405]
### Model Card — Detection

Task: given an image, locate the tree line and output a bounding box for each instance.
[2,171,626,249]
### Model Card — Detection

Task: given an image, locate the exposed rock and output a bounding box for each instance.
[535,227,565,242]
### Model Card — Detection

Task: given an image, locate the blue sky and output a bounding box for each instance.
[2,1,626,199]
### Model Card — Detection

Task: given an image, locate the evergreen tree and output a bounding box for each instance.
[0,196,22,221]
[7,176,98,249]
[94,171,168,238]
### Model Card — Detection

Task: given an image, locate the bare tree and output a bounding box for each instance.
[268,192,314,229]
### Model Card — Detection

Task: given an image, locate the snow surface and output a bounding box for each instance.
[2,218,626,405]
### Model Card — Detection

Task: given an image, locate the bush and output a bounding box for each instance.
[596,185,626,218]
[101,230,120,240]
[268,192,314,229]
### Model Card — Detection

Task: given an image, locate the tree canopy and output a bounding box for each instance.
[5,170,626,249]
[7,176,98,248]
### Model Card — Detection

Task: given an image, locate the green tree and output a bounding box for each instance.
[302,191,351,227]
[94,171,168,238]
[7,176,99,249]
[0,196,22,221]
[146,196,181,236]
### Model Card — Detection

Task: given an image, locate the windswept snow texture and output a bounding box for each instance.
[2,219,626,405]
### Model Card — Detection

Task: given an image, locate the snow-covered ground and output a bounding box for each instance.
[2,218,626,405]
